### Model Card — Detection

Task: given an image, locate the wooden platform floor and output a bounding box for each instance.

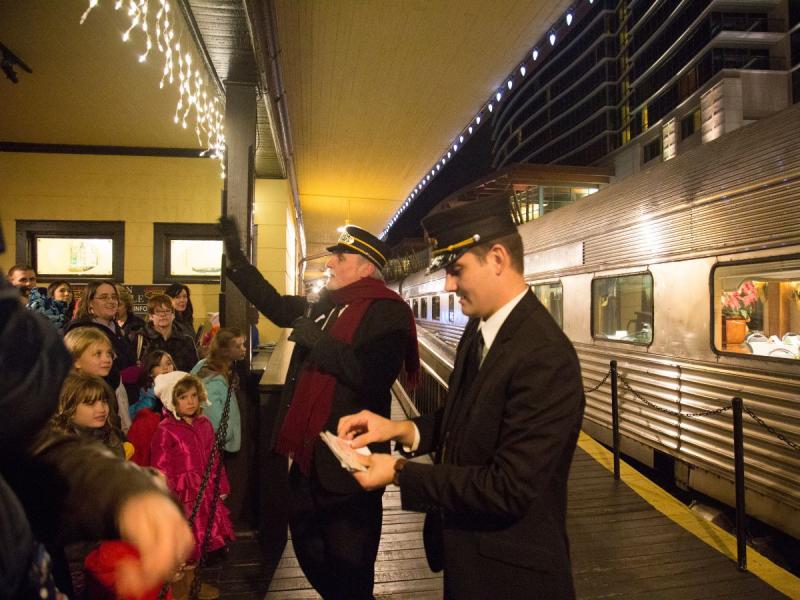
[568,447,788,599]
[203,399,791,599]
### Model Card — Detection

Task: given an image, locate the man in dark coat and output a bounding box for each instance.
[219,218,418,600]
[339,196,586,599]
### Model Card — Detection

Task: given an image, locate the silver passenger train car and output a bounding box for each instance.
[393,102,800,539]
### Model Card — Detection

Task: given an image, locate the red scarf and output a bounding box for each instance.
[276,277,419,474]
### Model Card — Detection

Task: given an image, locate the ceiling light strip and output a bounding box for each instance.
[382,2,586,239]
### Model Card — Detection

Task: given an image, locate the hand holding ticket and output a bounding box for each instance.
[319,430,371,472]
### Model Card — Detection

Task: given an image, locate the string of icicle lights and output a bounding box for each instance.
[80,0,226,178]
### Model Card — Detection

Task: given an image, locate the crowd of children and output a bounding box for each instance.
[3,266,252,599]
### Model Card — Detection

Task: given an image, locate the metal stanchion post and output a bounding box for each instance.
[611,360,620,480]
[732,396,747,571]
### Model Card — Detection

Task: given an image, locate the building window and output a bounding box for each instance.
[431,295,441,321]
[642,138,662,163]
[448,294,455,323]
[680,109,701,139]
[712,256,800,361]
[592,272,653,344]
[153,223,222,284]
[15,220,124,281]
[420,297,428,320]
[531,281,564,328]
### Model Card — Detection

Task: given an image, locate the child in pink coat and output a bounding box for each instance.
[150,372,235,565]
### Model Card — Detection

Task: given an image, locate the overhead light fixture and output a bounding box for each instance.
[488,103,493,112]
[566,11,573,26]
[507,80,513,90]
[549,31,556,45]
[520,65,526,77]
[476,115,481,125]
[459,135,464,143]
[468,126,473,134]
[453,144,458,152]
[495,91,502,102]
[532,48,539,61]
[447,151,452,158]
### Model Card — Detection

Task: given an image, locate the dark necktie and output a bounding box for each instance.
[459,329,484,396]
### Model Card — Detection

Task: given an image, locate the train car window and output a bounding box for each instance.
[531,282,563,328]
[431,296,441,321]
[591,273,653,345]
[412,299,419,318]
[16,220,125,281]
[712,257,800,361]
[448,294,455,323]
[420,298,428,319]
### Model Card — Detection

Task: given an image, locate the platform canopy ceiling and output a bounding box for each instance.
[271,0,575,257]
[2,0,575,267]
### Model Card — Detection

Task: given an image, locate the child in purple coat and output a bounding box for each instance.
[150,372,235,567]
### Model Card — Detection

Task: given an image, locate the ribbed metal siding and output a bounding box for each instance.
[518,103,800,268]
[578,343,800,511]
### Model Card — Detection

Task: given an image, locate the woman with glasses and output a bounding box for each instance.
[139,294,198,372]
[65,281,137,368]
[64,280,137,431]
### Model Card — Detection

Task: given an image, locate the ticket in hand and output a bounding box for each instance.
[319,430,371,472]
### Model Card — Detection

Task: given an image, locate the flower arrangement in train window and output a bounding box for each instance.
[721,280,759,320]
[721,280,759,346]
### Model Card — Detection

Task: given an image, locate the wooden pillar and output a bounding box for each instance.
[222,81,258,363]
[222,81,257,529]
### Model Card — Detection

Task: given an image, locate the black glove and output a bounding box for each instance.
[217,216,248,268]
[288,316,326,350]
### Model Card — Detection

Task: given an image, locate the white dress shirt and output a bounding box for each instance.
[406,286,528,452]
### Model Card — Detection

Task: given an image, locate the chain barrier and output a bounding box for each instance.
[610,370,798,452]
[158,365,238,600]
[618,373,733,418]
[583,369,610,393]
[743,405,800,453]
[187,367,236,600]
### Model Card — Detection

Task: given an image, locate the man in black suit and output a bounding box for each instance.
[339,196,585,599]
[219,218,418,600]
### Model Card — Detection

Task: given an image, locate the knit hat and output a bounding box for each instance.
[154,371,208,419]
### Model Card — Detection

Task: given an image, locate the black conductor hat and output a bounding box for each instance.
[422,195,517,272]
[326,225,389,269]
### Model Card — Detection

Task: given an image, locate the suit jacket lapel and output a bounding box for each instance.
[441,319,479,438]
[450,291,536,428]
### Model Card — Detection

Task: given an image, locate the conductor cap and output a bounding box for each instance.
[422,195,517,272]
[326,225,388,270]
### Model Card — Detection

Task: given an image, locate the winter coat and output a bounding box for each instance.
[191,359,241,453]
[26,288,70,331]
[139,323,198,372]
[127,408,162,467]
[0,281,169,598]
[150,415,234,560]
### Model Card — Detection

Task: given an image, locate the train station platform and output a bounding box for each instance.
[205,401,799,599]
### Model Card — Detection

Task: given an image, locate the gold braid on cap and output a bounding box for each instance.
[336,231,386,264]
[431,234,481,256]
